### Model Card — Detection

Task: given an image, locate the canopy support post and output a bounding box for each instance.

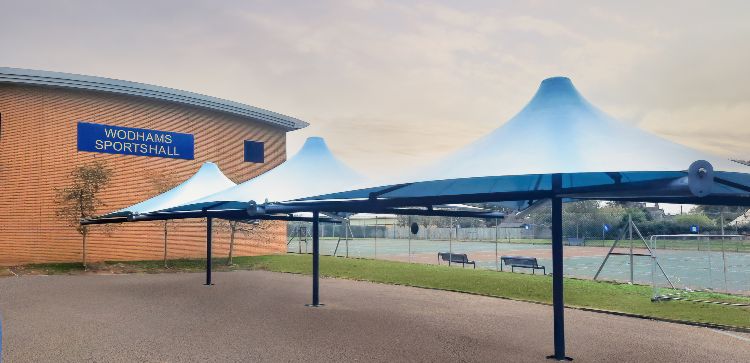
[548,174,570,361]
[205,217,213,286]
[306,211,324,307]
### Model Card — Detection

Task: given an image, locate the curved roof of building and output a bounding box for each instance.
[0,67,308,131]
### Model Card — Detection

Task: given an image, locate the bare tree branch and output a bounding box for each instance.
[55,161,112,268]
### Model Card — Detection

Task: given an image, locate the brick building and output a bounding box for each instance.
[0,68,308,264]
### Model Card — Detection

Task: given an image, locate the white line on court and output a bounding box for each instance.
[711,329,750,343]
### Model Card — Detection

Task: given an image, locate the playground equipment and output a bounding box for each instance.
[593,215,674,288]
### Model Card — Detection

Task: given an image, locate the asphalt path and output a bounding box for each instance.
[1,270,748,362]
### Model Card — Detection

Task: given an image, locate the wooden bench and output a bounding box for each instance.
[500,256,546,275]
[437,252,476,268]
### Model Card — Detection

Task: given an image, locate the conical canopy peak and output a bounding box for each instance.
[521,76,593,114]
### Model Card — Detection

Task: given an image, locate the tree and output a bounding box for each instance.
[216,219,271,265]
[690,205,746,223]
[673,213,716,229]
[55,161,112,269]
[146,170,179,267]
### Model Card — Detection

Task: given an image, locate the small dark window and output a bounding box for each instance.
[244,140,264,163]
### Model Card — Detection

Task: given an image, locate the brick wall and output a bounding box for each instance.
[0,84,288,265]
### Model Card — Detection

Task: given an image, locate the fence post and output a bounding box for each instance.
[629,214,634,284]
[449,218,453,266]
[346,220,350,258]
[374,217,377,259]
[408,216,412,263]
[495,218,499,271]
[706,237,714,288]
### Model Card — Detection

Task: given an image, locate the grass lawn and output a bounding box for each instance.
[3,254,749,329]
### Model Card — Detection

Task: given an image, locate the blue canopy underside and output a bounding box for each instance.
[132,170,750,221]
[296,172,670,200]
[269,170,748,210]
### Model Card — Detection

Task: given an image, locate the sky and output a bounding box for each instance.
[1,0,749,196]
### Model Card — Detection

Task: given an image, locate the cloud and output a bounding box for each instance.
[1,0,748,175]
[639,102,750,158]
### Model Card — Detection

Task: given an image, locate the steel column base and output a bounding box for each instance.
[546,355,573,361]
[304,304,325,308]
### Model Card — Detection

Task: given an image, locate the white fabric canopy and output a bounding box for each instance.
[403,77,747,183]
[186,137,368,205]
[109,162,236,217]
[273,77,749,211]
[89,78,750,224]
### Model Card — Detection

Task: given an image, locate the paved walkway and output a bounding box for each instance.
[1,271,748,362]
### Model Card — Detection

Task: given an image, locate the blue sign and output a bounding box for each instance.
[77,122,194,160]
[244,140,265,163]
[690,225,700,233]
[603,224,611,232]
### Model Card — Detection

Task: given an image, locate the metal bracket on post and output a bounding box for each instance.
[306,211,324,307]
[547,174,572,361]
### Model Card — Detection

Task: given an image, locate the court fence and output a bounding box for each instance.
[284,206,750,295]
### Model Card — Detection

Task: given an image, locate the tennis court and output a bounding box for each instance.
[288,237,750,295]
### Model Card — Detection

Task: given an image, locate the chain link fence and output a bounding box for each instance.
[286,202,750,295]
